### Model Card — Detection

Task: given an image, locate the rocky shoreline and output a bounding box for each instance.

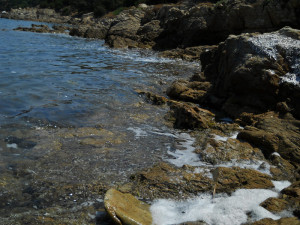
[2,0,300,224]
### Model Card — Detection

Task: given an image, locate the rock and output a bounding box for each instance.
[202,27,300,119]
[136,90,169,105]
[69,26,88,37]
[169,102,213,129]
[215,167,274,193]
[14,24,69,34]
[137,20,162,46]
[235,112,300,166]
[281,181,300,199]
[153,0,300,49]
[130,163,213,200]
[281,181,300,217]
[159,46,216,61]
[106,8,145,48]
[237,127,279,157]
[260,197,289,213]
[166,80,209,104]
[6,8,70,23]
[269,153,296,181]
[104,189,152,225]
[251,217,300,225]
[84,27,108,39]
[196,134,266,165]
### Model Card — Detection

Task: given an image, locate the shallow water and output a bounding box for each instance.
[0,18,201,219]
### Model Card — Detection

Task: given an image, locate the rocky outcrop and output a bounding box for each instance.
[14,24,69,34]
[4,8,70,23]
[235,112,300,167]
[215,167,274,193]
[104,189,152,225]
[153,0,300,49]
[202,27,300,119]
[100,0,300,49]
[69,25,109,39]
[251,217,300,225]
[169,102,214,129]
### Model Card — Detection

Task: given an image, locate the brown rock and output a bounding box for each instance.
[260,197,289,213]
[197,136,265,165]
[269,153,296,181]
[216,167,274,193]
[136,90,169,105]
[237,127,279,157]
[104,189,152,225]
[170,102,213,129]
[130,163,213,200]
[281,181,300,199]
[251,217,300,225]
[166,80,208,103]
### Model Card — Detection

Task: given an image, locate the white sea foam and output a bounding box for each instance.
[272,180,291,192]
[213,131,239,142]
[217,159,271,175]
[280,72,300,86]
[127,127,147,138]
[249,33,300,87]
[166,133,206,167]
[6,143,18,149]
[151,188,283,225]
[166,132,271,175]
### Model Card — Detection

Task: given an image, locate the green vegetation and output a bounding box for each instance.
[0,0,180,17]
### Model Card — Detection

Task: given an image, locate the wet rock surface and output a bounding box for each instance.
[104,189,152,225]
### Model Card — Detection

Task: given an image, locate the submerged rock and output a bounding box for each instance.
[104,188,152,225]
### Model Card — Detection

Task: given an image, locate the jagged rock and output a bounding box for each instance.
[6,8,70,23]
[195,134,266,165]
[269,153,296,181]
[281,181,300,199]
[215,167,274,193]
[237,127,279,157]
[153,0,300,49]
[137,20,162,46]
[136,90,169,105]
[169,102,214,129]
[166,80,209,104]
[235,112,300,166]
[106,8,145,48]
[159,46,216,61]
[14,24,68,34]
[130,163,274,200]
[251,217,300,225]
[281,181,300,217]
[104,189,152,225]
[84,27,108,39]
[202,27,300,119]
[260,197,289,213]
[130,163,213,200]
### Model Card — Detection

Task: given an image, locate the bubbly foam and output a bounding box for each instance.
[150,185,292,225]
[249,33,300,87]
